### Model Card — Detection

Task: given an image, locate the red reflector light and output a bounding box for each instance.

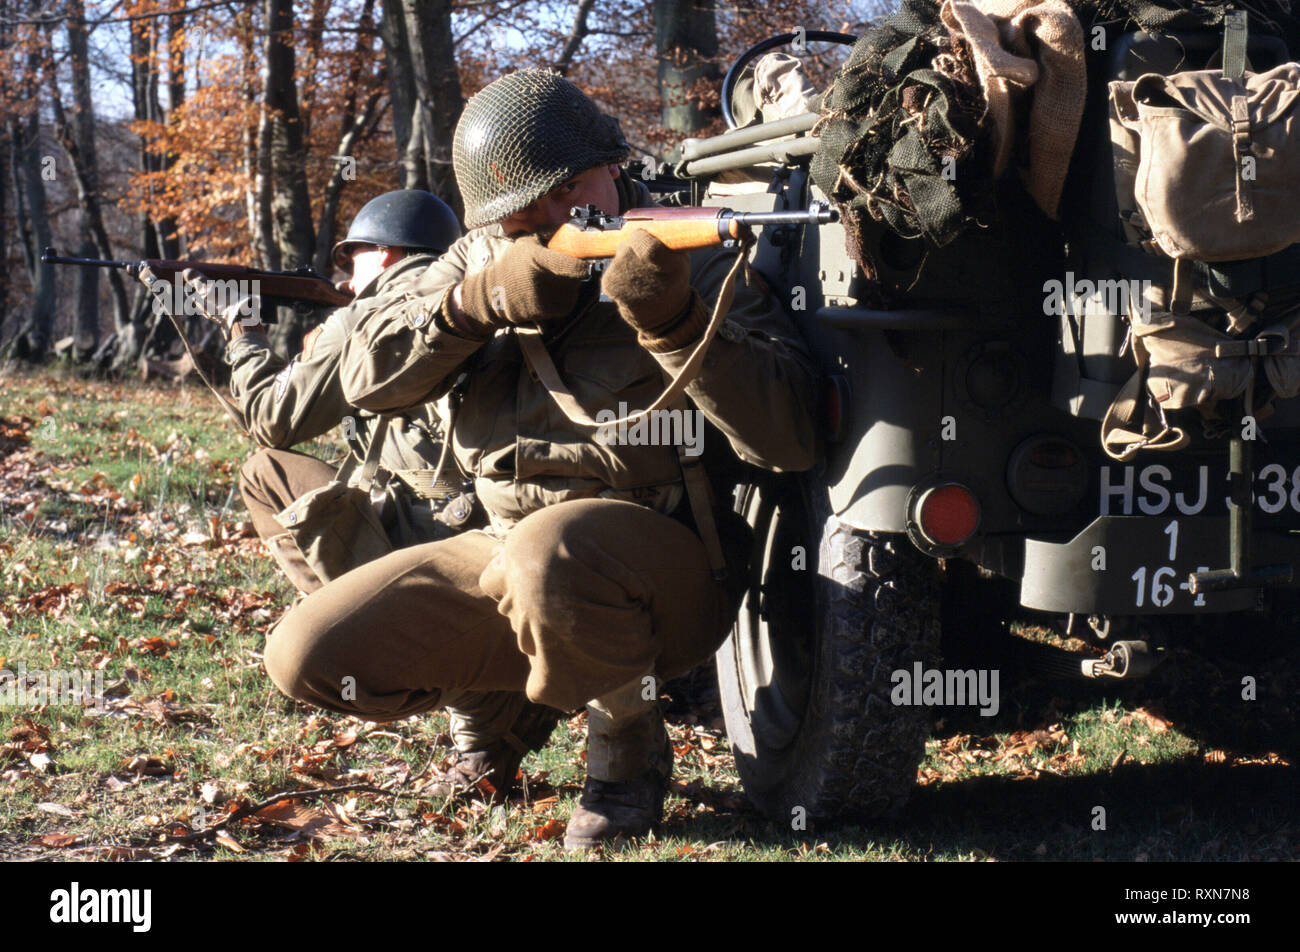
[917,484,981,547]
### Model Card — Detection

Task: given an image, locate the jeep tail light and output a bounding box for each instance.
[915,483,981,548]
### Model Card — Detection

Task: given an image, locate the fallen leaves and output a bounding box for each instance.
[37,802,78,817]
[528,817,566,842]
[254,798,358,840]
[132,636,179,658]
[121,756,171,780]
[33,833,81,847]
[214,831,246,853]
[1121,707,1172,734]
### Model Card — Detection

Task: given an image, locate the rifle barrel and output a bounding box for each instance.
[726,208,839,227]
[40,248,133,270]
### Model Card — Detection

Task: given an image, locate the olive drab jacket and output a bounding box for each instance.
[225,253,450,502]
[337,189,820,534]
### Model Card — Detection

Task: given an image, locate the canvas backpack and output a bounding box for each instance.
[1101,14,1300,459]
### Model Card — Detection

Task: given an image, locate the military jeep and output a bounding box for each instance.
[662,14,1300,823]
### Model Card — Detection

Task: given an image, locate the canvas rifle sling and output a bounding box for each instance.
[515,237,755,579]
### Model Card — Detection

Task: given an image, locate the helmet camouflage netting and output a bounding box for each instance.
[453,69,631,229]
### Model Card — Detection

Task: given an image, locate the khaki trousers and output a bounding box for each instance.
[262,497,733,718]
[240,447,522,748]
[239,448,338,594]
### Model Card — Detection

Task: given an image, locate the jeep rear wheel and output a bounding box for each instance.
[717,473,942,822]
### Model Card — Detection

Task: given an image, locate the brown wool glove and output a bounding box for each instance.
[454,235,591,338]
[601,228,707,353]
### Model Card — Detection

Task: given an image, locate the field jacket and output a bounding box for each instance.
[338,194,820,533]
[225,254,448,499]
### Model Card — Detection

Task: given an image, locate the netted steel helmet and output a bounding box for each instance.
[331,190,462,273]
[453,69,630,229]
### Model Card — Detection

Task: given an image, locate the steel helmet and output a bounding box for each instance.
[331,189,462,273]
[452,69,630,229]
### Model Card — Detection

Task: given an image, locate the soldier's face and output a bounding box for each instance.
[499,163,621,237]
[348,246,404,294]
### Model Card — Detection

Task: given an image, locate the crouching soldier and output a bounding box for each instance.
[222,189,463,590]
[208,191,561,794]
[261,70,819,848]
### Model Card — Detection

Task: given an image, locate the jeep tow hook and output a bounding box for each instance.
[1012,638,1163,682]
[1081,640,1164,680]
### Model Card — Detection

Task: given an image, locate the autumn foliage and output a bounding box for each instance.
[1,0,876,359]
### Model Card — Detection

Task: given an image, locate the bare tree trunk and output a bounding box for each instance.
[263,0,314,270]
[262,0,316,355]
[654,0,720,136]
[554,0,597,75]
[378,0,422,189]
[156,9,185,259]
[312,0,381,276]
[401,0,462,215]
[403,105,426,191]
[314,91,382,277]
[47,0,129,347]
[240,4,264,266]
[0,0,10,343]
[73,236,99,357]
[107,15,168,373]
[3,105,55,361]
[300,0,327,144]
[0,132,7,344]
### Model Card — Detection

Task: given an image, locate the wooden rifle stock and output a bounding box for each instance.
[546,207,747,259]
[39,248,354,315]
[139,259,354,308]
[545,204,836,259]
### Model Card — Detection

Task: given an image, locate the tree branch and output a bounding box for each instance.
[1,0,239,27]
[552,0,596,76]
[452,0,532,47]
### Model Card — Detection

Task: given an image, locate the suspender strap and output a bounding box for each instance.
[668,389,728,580]
[356,415,391,493]
[514,241,753,580]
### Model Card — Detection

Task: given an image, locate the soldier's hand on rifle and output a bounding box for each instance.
[602,228,704,353]
[181,269,263,340]
[447,235,590,339]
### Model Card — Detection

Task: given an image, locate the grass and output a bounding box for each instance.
[0,366,1295,862]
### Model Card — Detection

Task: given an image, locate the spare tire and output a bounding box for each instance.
[717,471,942,822]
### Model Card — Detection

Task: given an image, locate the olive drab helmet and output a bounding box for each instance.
[453,69,630,230]
[331,190,463,273]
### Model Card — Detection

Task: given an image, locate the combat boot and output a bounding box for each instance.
[424,698,563,802]
[564,674,672,851]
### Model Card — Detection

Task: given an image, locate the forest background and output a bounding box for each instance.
[0,0,887,368]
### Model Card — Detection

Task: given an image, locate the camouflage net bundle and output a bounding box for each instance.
[811,0,1297,271]
[809,0,992,251]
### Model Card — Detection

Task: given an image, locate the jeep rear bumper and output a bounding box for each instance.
[1020,516,1300,613]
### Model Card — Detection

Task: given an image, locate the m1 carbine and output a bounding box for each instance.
[40,248,353,323]
[546,203,838,259]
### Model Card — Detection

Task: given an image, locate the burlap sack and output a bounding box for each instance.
[939,0,1085,219]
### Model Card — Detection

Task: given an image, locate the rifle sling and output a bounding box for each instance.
[514,234,753,429]
[514,238,754,580]
[137,264,252,440]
